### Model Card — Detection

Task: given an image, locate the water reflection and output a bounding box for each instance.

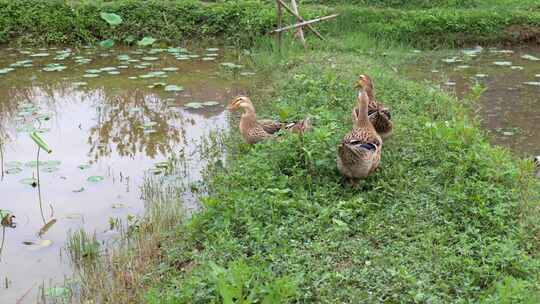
[0,46,251,303]
[401,46,540,156]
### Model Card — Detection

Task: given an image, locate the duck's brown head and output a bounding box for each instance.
[227,96,253,111]
[354,74,374,92]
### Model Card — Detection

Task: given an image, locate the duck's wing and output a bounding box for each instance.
[258,119,283,134]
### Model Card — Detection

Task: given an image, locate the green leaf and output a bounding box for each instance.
[87,176,105,183]
[100,12,123,26]
[137,37,156,47]
[30,132,52,153]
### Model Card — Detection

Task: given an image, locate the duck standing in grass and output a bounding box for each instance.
[337,77,383,184]
[227,96,312,144]
[354,74,393,139]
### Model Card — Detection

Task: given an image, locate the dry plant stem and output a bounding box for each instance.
[0,141,4,181]
[276,0,283,52]
[290,0,306,48]
[36,147,46,224]
[272,14,339,34]
[0,226,5,262]
[275,0,325,40]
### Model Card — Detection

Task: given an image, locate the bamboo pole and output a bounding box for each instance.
[276,0,283,52]
[272,14,339,34]
[290,0,306,48]
[276,0,325,40]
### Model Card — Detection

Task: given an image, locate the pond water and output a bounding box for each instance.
[0,46,252,303]
[401,46,540,157]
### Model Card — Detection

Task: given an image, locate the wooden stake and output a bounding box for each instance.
[276,0,325,40]
[290,0,306,48]
[276,0,283,52]
[272,14,339,34]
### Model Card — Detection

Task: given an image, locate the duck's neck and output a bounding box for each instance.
[355,90,370,127]
[365,86,374,101]
[240,106,257,127]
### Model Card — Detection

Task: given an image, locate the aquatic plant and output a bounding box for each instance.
[30,131,52,224]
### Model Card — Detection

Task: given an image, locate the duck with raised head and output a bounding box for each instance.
[353,74,393,140]
[227,96,312,144]
[338,78,383,184]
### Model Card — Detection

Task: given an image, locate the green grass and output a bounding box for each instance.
[0,0,539,47]
[136,35,540,302]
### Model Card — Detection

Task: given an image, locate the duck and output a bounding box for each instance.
[227,96,312,144]
[353,74,393,140]
[337,78,383,184]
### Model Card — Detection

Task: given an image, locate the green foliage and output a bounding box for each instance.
[144,44,540,302]
[332,6,540,47]
[0,0,288,46]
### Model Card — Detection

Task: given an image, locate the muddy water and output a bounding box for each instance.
[402,46,540,157]
[0,46,252,303]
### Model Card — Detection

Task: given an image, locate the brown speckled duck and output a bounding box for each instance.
[227,96,312,144]
[353,74,393,140]
[338,78,382,184]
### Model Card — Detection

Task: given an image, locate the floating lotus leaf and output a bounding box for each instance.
[19,177,38,185]
[493,61,512,66]
[0,68,15,74]
[240,72,256,76]
[100,67,117,72]
[117,54,130,61]
[137,37,156,47]
[25,160,46,168]
[141,56,159,61]
[206,53,219,57]
[117,65,129,69]
[43,64,66,72]
[523,81,540,86]
[99,39,115,49]
[100,12,123,26]
[521,54,539,61]
[189,54,200,58]
[40,166,59,173]
[202,57,215,61]
[6,167,23,174]
[5,161,23,168]
[77,164,91,170]
[73,82,87,87]
[164,85,184,92]
[184,102,204,109]
[83,74,99,78]
[72,187,85,193]
[23,239,53,250]
[30,53,50,57]
[87,176,105,183]
[441,57,461,63]
[148,82,167,88]
[475,74,488,78]
[206,48,219,52]
[203,101,220,106]
[107,71,120,75]
[162,67,179,72]
[510,66,524,70]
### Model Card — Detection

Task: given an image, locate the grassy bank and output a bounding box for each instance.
[1,0,540,47]
[49,1,540,303]
[132,37,539,302]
